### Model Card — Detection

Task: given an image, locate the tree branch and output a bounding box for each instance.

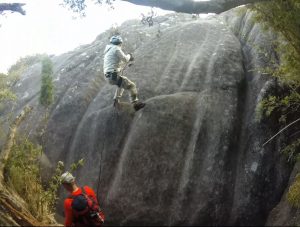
[0,3,26,15]
[262,117,300,147]
[122,0,271,14]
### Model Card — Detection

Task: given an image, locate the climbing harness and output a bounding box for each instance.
[112,61,133,110]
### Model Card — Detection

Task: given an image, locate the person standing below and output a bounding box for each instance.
[61,172,105,227]
[103,35,145,111]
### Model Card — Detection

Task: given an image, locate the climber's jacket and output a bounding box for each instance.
[103,44,131,74]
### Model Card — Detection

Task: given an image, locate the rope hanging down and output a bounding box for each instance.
[96,141,105,202]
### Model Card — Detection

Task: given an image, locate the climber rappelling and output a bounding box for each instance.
[103,35,145,111]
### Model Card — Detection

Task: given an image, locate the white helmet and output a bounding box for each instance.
[60,172,75,184]
[110,35,123,45]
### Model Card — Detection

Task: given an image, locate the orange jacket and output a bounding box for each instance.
[64,186,104,226]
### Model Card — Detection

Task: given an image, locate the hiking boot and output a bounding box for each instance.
[133,101,145,111]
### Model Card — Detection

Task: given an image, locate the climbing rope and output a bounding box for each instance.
[96,140,105,202]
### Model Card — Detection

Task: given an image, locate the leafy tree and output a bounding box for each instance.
[39,57,54,107]
[7,54,45,87]
[1,0,271,16]
[0,55,44,112]
[0,73,16,103]
[252,0,300,150]
[251,1,300,206]
[63,0,272,14]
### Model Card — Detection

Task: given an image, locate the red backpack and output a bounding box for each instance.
[70,187,104,227]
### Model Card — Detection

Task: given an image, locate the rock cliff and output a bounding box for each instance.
[0,7,295,226]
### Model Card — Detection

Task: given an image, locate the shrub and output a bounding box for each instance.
[287,173,300,208]
[252,1,300,159]
[5,139,50,222]
[39,57,54,107]
[8,54,46,86]
[4,138,84,223]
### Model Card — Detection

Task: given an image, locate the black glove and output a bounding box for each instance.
[129,53,134,61]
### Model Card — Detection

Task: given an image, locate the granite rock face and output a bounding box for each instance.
[1,9,293,226]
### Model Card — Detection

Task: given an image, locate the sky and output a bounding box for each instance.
[0,0,175,73]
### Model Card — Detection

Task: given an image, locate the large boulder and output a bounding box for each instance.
[1,8,293,226]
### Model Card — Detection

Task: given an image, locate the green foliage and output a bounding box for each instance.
[287,173,300,208]
[5,139,49,222]
[252,0,300,145]
[70,158,85,171]
[43,161,65,213]
[282,138,300,163]
[39,57,54,107]
[8,54,46,85]
[0,88,16,103]
[0,73,16,103]
[62,0,87,16]
[251,0,300,120]
[38,158,85,214]
[61,0,114,17]
[252,1,300,55]
[251,1,300,208]
[255,92,300,124]
[0,54,45,110]
[46,158,84,211]
[256,95,277,121]
[5,137,85,223]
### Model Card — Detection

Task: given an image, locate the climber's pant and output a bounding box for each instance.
[105,72,138,103]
